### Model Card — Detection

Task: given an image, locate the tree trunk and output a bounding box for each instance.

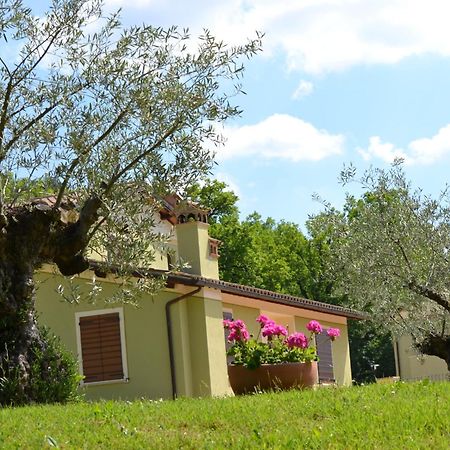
[0,262,44,404]
[417,334,450,372]
[0,204,93,405]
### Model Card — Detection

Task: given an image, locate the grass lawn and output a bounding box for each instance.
[0,381,449,449]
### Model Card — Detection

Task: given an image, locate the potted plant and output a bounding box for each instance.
[223,315,340,394]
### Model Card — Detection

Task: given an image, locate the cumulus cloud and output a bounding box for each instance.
[408,125,450,164]
[105,0,450,74]
[358,136,409,163]
[359,124,450,165]
[214,114,345,162]
[292,80,314,100]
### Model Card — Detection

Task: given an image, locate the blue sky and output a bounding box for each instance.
[30,0,450,228]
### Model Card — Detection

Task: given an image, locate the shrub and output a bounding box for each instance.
[0,327,82,406]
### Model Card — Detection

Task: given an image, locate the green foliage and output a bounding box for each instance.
[0,328,82,406]
[0,0,262,295]
[348,320,396,383]
[0,382,449,448]
[186,179,239,224]
[212,212,333,301]
[0,172,59,203]
[309,163,450,364]
[228,339,318,369]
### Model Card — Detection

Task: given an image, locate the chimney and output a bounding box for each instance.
[175,208,219,280]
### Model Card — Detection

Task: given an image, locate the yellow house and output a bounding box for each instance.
[36,199,365,400]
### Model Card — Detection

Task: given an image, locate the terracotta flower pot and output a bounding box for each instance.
[228,361,318,395]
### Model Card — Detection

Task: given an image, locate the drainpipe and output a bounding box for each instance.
[166,286,202,400]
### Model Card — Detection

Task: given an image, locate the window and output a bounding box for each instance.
[316,331,335,383]
[76,309,128,384]
[209,238,219,258]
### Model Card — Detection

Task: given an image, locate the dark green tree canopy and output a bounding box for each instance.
[186,179,239,224]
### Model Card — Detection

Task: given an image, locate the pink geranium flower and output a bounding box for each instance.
[274,324,288,337]
[256,314,271,326]
[262,323,287,339]
[306,320,323,334]
[228,327,250,343]
[261,323,275,338]
[223,315,340,369]
[286,332,308,349]
[225,319,250,343]
[327,328,340,341]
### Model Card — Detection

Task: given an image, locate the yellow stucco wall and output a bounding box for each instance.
[395,335,449,381]
[35,272,174,400]
[223,303,261,339]
[36,273,231,400]
[186,289,231,396]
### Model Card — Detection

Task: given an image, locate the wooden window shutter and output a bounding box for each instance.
[316,331,334,382]
[79,312,124,383]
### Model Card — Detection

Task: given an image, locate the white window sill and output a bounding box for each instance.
[80,377,129,387]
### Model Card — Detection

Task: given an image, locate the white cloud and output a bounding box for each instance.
[214,114,345,162]
[105,0,450,74]
[359,124,450,165]
[358,136,409,164]
[408,125,450,164]
[214,172,242,197]
[292,80,314,100]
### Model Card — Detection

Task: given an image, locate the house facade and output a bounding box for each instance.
[35,199,364,400]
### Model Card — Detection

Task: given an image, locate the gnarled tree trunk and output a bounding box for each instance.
[0,199,100,405]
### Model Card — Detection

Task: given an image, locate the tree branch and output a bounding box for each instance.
[54,106,130,209]
[86,213,109,244]
[10,24,64,87]
[2,83,86,161]
[103,118,182,196]
[407,280,450,313]
[0,56,11,76]
[53,195,103,276]
[0,78,13,155]
[385,228,413,272]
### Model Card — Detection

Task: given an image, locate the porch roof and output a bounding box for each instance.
[165,271,367,320]
[90,262,367,320]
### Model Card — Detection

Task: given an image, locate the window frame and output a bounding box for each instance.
[315,331,335,383]
[75,307,129,386]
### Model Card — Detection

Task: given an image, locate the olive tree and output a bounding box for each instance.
[0,0,261,403]
[309,162,450,369]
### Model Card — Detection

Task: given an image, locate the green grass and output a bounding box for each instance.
[0,381,449,449]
